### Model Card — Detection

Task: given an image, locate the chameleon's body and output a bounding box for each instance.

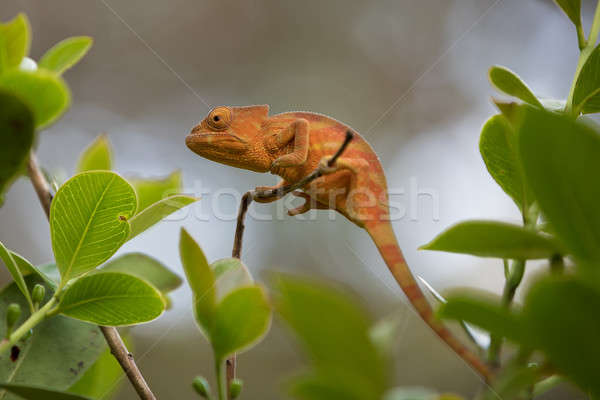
[186,105,489,379]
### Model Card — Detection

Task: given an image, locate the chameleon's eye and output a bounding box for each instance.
[207,106,232,131]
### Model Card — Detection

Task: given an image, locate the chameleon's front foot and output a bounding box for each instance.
[318,156,338,174]
[253,182,287,203]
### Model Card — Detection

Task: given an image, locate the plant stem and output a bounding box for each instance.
[0,296,56,354]
[26,153,157,400]
[577,24,587,50]
[487,204,539,365]
[215,359,226,400]
[487,259,526,365]
[565,0,600,115]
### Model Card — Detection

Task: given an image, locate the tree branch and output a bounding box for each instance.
[26,152,157,400]
[27,154,52,219]
[227,131,354,398]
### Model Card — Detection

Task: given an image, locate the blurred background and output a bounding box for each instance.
[0,0,593,398]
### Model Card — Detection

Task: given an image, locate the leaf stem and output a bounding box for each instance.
[577,24,587,50]
[215,359,226,400]
[0,296,56,355]
[487,204,539,365]
[487,259,526,365]
[565,0,600,115]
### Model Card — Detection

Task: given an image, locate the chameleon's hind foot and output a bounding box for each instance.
[287,191,329,216]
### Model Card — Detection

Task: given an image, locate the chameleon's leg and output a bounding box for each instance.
[253,180,288,203]
[270,119,309,169]
[319,156,371,221]
[287,191,329,216]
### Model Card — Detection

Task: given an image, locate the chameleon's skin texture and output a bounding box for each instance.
[186,105,490,379]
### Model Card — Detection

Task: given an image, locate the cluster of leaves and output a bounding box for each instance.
[420,1,600,398]
[0,143,197,399]
[178,232,463,400]
[180,230,271,400]
[0,13,90,205]
[0,13,200,399]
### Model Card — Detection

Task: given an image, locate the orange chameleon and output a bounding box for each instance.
[186,105,490,379]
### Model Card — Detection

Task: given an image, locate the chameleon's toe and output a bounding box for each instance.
[318,156,338,174]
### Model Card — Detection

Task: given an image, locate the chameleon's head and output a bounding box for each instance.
[186,105,271,172]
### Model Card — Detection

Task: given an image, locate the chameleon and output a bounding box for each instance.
[186,105,490,379]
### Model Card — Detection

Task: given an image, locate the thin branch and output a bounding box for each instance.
[227,131,354,398]
[102,325,156,400]
[26,152,157,400]
[27,154,52,219]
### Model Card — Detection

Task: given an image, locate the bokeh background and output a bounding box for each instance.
[0,1,593,399]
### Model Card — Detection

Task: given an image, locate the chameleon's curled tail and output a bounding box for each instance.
[365,220,491,381]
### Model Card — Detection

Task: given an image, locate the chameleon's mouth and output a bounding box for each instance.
[186,129,248,154]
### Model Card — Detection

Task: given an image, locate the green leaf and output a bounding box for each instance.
[479,114,532,211]
[212,258,253,301]
[76,134,112,172]
[0,243,33,311]
[50,171,137,282]
[211,286,271,362]
[127,195,198,241]
[102,252,182,293]
[68,333,132,399]
[179,228,215,336]
[0,277,105,400]
[0,90,34,205]
[488,66,542,107]
[523,275,600,397]
[0,14,30,73]
[553,0,582,28]
[0,69,70,128]
[517,106,600,263]
[572,45,600,114]
[438,291,525,343]
[129,170,182,212]
[58,271,165,326]
[0,383,92,400]
[419,220,562,259]
[38,36,92,75]
[274,275,387,398]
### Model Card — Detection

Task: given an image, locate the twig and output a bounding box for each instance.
[101,325,156,400]
[27,154,52,219]
[26,152,157,400]
[227,131,354,399]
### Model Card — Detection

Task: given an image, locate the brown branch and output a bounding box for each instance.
[101,325,156,400]
[26,152,157,400]
[27,154,52,219]
[227,131,354,399]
